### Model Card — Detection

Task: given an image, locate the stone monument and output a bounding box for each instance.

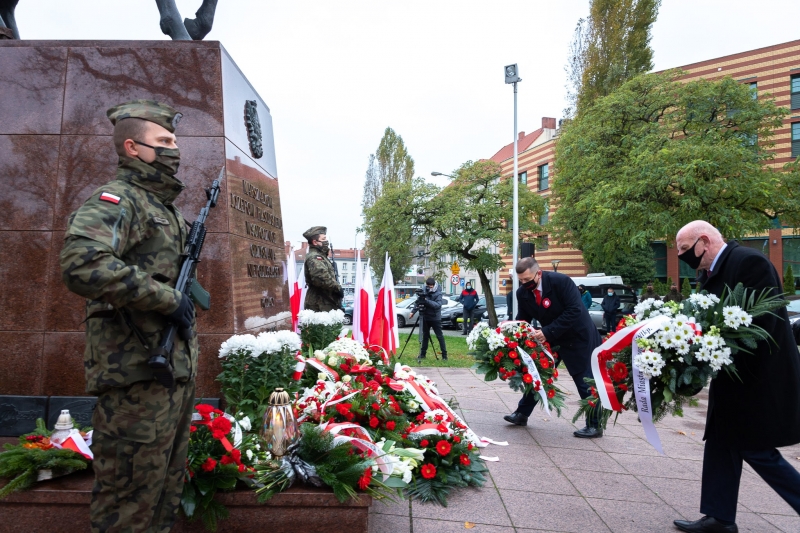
[0,40,290,410]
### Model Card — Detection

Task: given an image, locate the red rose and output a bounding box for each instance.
[460,454,471,466]
[201,457,217,472]
[421,463,437,479]
[547,389,556,399]
[420,439,430,447]
[386,421,396,430]
[369,416,380,428]
[522,373,533,384]
[210,416,232,435]
[436,440,452,456]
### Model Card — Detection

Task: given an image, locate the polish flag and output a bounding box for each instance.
[362,259,376,342]
[288,247,305,332]
[368,253,398,354]
[352,250,365,342]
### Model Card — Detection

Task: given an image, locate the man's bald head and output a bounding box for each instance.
[675,220,726,271]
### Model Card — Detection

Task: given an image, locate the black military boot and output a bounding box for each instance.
[441,352,448,361]
[503,412,528,426]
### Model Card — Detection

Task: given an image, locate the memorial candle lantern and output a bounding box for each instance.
[260,388,298,457]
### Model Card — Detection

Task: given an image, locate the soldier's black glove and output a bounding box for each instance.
[168,292,195,341]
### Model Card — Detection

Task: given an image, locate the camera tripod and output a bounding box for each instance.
[398,312,440,361]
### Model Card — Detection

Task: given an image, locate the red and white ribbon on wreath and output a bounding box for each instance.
[590,316,670,454]
[319,390,360,415]
[305,358,340,382]
[191,413,235,452]
[293,352,306,381]
[517,346,551,417]
[368,344,391,366]
[319,420,394,480]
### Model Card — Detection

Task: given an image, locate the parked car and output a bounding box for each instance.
[786,295,800,326]
[479,305,540,327]
[441,301,464,329]
[395,296,460,328]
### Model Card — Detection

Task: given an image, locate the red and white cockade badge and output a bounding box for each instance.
[542,298,551,308]
[99,192,121,204]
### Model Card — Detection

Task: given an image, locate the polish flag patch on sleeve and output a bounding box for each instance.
[99,192,121,204]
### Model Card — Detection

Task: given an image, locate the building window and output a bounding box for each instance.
[538,164,549,191]
[535,236,549,251]
[792,75,800,110]
[351,276,355,284]
[749,82,758,99]
[539,202,549,225]
[519,171,527,184]
[792,122,800,158]
[342,263,347,271]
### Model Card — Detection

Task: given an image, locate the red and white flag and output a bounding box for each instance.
[288,246,305,332]
[368,253,399,354]
[363,259,376,339]
[352,250,365,342]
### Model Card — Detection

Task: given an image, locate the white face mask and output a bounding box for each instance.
[607,292,614,296]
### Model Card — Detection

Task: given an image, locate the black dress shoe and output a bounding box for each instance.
[674,516,738,533]
[502,412,528,426]
[573,426,603,438]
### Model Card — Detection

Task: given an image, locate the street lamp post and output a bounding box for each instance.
[551,259,561,272]
[505,64,521,310]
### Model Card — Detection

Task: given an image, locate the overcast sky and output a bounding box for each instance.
[16,1,800,251]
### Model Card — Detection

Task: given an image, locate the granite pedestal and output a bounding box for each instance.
[0,40,290,402]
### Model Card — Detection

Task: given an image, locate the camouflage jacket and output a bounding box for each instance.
[60,158,198,394]
[303,245,342,312]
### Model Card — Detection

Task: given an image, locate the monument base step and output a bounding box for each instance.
[0,470,371,533]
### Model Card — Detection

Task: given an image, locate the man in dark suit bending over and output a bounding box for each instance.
[503,257,603,438]
[673,220,800,533]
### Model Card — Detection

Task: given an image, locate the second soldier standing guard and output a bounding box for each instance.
[303,226,344,311]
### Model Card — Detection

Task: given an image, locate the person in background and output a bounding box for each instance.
[578,284,592,309]
[663,282,684,304]
[418,277,448,361]
[639,282,659,302]
[601,287,620,333]
[460,282,479,335]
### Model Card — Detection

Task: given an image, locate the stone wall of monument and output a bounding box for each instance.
[0,40,289,401]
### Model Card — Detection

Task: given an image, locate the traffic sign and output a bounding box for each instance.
[450,274,460,286]
[460,278,465,286]
[450,262,460,275]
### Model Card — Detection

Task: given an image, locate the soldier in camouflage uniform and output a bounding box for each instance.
[302,226,344,311]
[60,100,198,533]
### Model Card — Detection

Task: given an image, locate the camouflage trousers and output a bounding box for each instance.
[90,379,195,533]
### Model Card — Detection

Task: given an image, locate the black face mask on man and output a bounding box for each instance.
[134,141,181,176]
[678,237,706,270]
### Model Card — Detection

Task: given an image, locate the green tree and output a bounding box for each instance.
[361,127,417,280]
[681,277,692,298]
[551,71,795,265]
[363,160,546,325]
[565,0,660,117]
[589,245,655,286]
[785,263,795,295]
[362,127,415,211]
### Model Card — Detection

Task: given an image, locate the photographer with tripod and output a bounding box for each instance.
[415,277,448,361]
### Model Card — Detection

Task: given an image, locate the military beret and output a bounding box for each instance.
[106,99,183,133]
[303,226,327,241]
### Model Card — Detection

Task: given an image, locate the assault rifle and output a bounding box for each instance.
[149,169,222,387]
[329,241,339,282]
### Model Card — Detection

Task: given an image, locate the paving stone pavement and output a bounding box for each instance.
[368,367,800,533]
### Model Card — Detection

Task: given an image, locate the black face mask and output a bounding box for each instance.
[522,277,539,290]
[678,237,706,270]
[317,242,330,255]
[134,141,181,176]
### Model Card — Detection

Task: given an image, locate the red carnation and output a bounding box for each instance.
[525,339,535,348]
[201,457,217,472]
[238,464,246,473]
[547,378,553,385]
[618,383,628,392]
[190,425,197,433]
[336,403,351,416]
[508,341,518,349]
[230,449,242,463]
[436,423,448,433]
[210,416,232,435]
[453,435,461,443]
[514,359,521,366]
[460,454,471,466]
[421,463,437,479]
[554,369,559,378]
[522,374,533,384]
[467,443,473,450]
[339,363,351,373]
[220,455,235,465]
[196,404,214,415]
[386,421,396,430]
[372,403,380,411]
[369,416,380,428]
[540,360,550,369]
[420,439,429,447]
[547,389,556,399]
[436,440,452,456]
[589,400,596,408]
[212,429,225,440]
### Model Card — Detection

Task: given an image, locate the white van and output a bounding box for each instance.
[569,273,624,287]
